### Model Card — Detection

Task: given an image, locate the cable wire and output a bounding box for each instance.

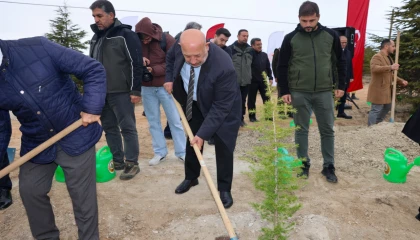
[0,0,390,33]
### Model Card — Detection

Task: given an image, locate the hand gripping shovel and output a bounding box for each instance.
[0,119,83,179]
[172,95,238,240]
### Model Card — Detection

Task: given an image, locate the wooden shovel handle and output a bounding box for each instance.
[0,119,83,179]
[171,96,238,239]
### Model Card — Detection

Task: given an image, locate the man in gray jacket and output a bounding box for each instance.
[229,29,253,126]
[90,0,143,180]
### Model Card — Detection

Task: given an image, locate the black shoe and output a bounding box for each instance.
[120,162,140,180]
[321,165,338,183]
[175,179,199,194]
[297,163,310,179]
[220,191,233,209]
[113,161,125,171]
[208,137,215,145]
[249,116,259,122]
[240,120,247,127]
[344,104,352,110]
[0,189,12,210]
[337,113,353,119]
[142,111,146,117]
[415,207,420,221]
[351,95,359,100]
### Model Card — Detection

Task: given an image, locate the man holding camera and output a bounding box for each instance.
[135,17,186,166]
[89,0,143,180]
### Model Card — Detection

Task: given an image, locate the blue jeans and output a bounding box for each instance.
[142,87,186,157]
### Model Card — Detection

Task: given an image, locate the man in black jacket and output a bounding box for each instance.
[248,38,273,122]
[90,0,143,180]
[337,35,353,119]
[163,29,241,209]
[210,28,233,58]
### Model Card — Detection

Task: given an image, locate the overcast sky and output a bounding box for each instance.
[0,0,403,54]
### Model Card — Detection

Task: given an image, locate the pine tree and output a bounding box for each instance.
[363,44,377,75]
[45,4,87,92]
[46,4,88,52]
[393,0,420,110]
[367,1,420,111]
[393,0,420,81]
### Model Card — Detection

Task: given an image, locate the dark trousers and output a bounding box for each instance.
[247,81,269,118]
[19,147,98,240]
[101,92,139,164]
[184,102,234,191]
[0,152,11,190]
[337,86,348,114]
[240,85,249,120]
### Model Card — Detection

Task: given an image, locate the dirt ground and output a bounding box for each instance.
[1,81,420,240]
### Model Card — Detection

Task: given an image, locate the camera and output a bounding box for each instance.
[143,67,153,82]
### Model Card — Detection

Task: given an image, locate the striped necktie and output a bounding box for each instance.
[186,66,195,121]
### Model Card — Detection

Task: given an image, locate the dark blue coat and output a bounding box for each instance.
[0,110,11,164]
[343,48,354,85]
[169,43,241,152]
[0,37,106,164]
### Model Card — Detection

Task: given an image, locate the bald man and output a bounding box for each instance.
[164,29,241,208]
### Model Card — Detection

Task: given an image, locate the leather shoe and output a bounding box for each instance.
[249,117,259,122]
[344,104,352,110]
[0,189,12,210]
[175,179,199,194]
[337,113,353,119]
[220,191,233,208]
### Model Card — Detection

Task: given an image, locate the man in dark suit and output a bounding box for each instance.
[337,35,353,119]
[163,29,241,208]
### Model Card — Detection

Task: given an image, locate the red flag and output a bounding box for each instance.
[346,0,370,92]
[206,23,225,40]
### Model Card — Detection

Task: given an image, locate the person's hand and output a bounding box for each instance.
[130,95,141,104]
[80,112,101,127]
[190,135,204,150]
[147,67,153,73]
[163,82,173,94]
[401,80,408,87]
[391,63,400,71]
[269,80,273,86]
[350,78,354,82]
[143,57,150,66]
[335,90,345,98]
[282,94,292,104]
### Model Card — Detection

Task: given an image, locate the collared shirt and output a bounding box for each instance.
[180,62,201,101]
